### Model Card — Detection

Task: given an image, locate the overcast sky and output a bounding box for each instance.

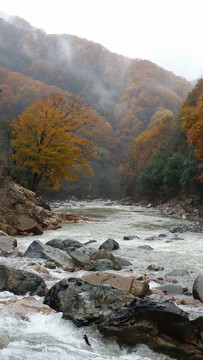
[1,0,203,81]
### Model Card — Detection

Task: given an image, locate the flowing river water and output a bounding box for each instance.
[0,200,202,360]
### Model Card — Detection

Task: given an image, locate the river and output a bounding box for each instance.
[0,200,202,360]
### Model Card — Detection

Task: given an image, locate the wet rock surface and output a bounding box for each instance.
[23,240,74,269]
[0,196,202,359]
[82,270,150,297]
[43,277,134,326]
[0,264,46,296]
[193,271,203,302]
[98,298,203,360]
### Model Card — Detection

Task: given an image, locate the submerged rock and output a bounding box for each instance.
[123,235,139,240]
[0,331,12,349]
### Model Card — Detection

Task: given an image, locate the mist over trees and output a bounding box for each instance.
[0,15,202,202]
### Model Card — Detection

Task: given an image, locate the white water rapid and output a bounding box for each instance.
[0,200,202,360]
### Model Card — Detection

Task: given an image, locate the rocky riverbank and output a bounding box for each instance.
[119,197,203,232]
[0,181,93,236]
[0,232,202,359]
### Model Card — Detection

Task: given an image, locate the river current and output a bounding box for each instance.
[0,200,202,360]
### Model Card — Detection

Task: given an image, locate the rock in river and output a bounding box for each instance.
[0,264,45,296]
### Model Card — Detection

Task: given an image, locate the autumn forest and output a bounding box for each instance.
[0,16,202,203]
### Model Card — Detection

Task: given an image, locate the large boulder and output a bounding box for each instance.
[98,298,203,360]
[193,271,203,302]
[82,271,150,297]
[44,276,203,360]
[23,240,74,269]
[0,264,45,296]
[13,215,44,235]
[43,277,134,326]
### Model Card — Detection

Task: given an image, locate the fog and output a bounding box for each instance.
[1,0,203,81]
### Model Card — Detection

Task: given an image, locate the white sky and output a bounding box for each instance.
[1,0,203,80]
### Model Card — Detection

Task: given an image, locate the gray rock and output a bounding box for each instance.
[99,238,119,251]
[137,245,154,250]
[69,249,90,267]
[44,277,203,360]
[170,226,183,233]
[98,297,203,360]
[123,235,139,240]
[167,269,190,277]
[90,258,118,271]
[147,264,164,271]
[0,235,18,256]
[43,277,134,326]
[114,256,132,267]
[23,240,74,268]
[0,331,12,349]
[84,240,97,246]
[155,283,186,295]
[0,264,45,296]
[90,249,121,270]
[46,238,84,254]
[193,271,203,302]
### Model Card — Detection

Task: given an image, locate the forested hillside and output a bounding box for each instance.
[0,15,202,201]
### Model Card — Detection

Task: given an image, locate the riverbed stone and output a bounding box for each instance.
[0,235,18,256]
[114,256,132,267]
[137,245,154,250]
[99,238,119,251]
[46,238,84,254]
[69,249,90,267]
[43,277,134,326]
[82,271,150,297]
[0,331,12,349]
[98,297,203,360]
[193,271,203,302]
[23,240,74,269]
[154,283,187,295]
[44,276,203,360]
[90,249,121,270]
[0,296,55,319]
[0,264,46,296]
[90,259,119,271]
[123,235,139,240]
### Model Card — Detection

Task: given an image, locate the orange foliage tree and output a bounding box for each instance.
[11,93,97,192]
[181,79,203,180]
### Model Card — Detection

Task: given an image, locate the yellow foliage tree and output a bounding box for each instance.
[11,93,97,192]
